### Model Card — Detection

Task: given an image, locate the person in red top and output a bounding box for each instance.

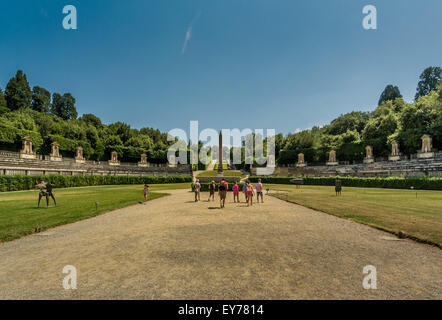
[232,181,240,203]
[218,179,228,208]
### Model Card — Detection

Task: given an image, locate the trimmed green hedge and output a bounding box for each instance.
[248,176,442,190]
[0,175,192,192]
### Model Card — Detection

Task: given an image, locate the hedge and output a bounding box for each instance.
[0,175,192,192]
[248,176,442,190]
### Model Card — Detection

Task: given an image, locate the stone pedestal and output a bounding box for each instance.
[363,157,374,164]
[388,155,400,161]
[20,152,37,160]
[50,155,62,161]
[296,162,307,167]
[326,161,338,166]
[417,152,434,159]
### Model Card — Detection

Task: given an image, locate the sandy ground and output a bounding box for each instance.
[0,190,440,299]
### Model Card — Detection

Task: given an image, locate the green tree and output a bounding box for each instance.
[415,66,441,100]
[362,112,399,157]
[51,93,78,120]
[80,113,103,128]
[31,86,51,113]
[5,70,32,110]
[0,87,6,108]
[324,112,370,135]
[378,85,402,105]
[0,87,8,115]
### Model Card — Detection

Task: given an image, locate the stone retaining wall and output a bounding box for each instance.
[0,151,192,177]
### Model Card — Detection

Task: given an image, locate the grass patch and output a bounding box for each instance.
[267,184,442,247]
[0,183,190,242]
[197,170,245,177]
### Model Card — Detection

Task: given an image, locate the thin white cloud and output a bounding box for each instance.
[182,11,201,54]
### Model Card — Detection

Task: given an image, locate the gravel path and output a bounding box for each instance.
[0,189,440,299]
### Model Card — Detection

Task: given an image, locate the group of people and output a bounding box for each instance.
[193,178,264,208]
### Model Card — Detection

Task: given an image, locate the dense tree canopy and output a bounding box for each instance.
[415,66,441,100]
[0,87,7,111]
[5,70,32,111]
[0,67,440,165]
[51,93,78,120]
[378,85,402,105]
[31,86,51,113]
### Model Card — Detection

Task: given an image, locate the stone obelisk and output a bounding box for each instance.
[218,130,223,176]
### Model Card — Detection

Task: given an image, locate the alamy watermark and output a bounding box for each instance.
[62,5,77,30]
[167,121,276,175]
[362,265,377,290]
[62,265,77,290]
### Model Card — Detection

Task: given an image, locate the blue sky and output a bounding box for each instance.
[0,0,441,135]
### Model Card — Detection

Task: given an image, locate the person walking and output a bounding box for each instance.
[256,179,264,203]
[208,180,216,201]
[218,178,228,208]
[194,179,201,202]
[143,184,149,202]
[246,182,254,206]
[232,181,240,203]
[243,180,249,202]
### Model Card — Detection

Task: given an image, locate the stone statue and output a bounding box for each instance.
[391,140,399,156]
[75,146,85,163]
[138,153,148,167]
[298,153,304,164]
[421,134,432,153]
[19,136,37,159]
[297,153,307,167]
[50,142,62,161]
[389,140,401,161]
[335,179,342,196]
[417,134,435,159]
[365,146,372,158]
[327,150,338,165]
[35,181,56,207]
[363,145,374,163]
[109,151,120,166]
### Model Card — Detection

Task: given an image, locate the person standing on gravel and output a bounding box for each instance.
[218,178,228,208]
[194,179,201,202]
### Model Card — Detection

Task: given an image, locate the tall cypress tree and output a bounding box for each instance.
[378,85,402,105]
[5,70,32,110]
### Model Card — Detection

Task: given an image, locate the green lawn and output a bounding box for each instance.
[214,164,229,170]
[267,184,442,246]
[0,183,190,242]
[197,170,245,177]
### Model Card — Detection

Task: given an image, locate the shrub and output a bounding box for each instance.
[0,175,192,192]
[248,176,442,190]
